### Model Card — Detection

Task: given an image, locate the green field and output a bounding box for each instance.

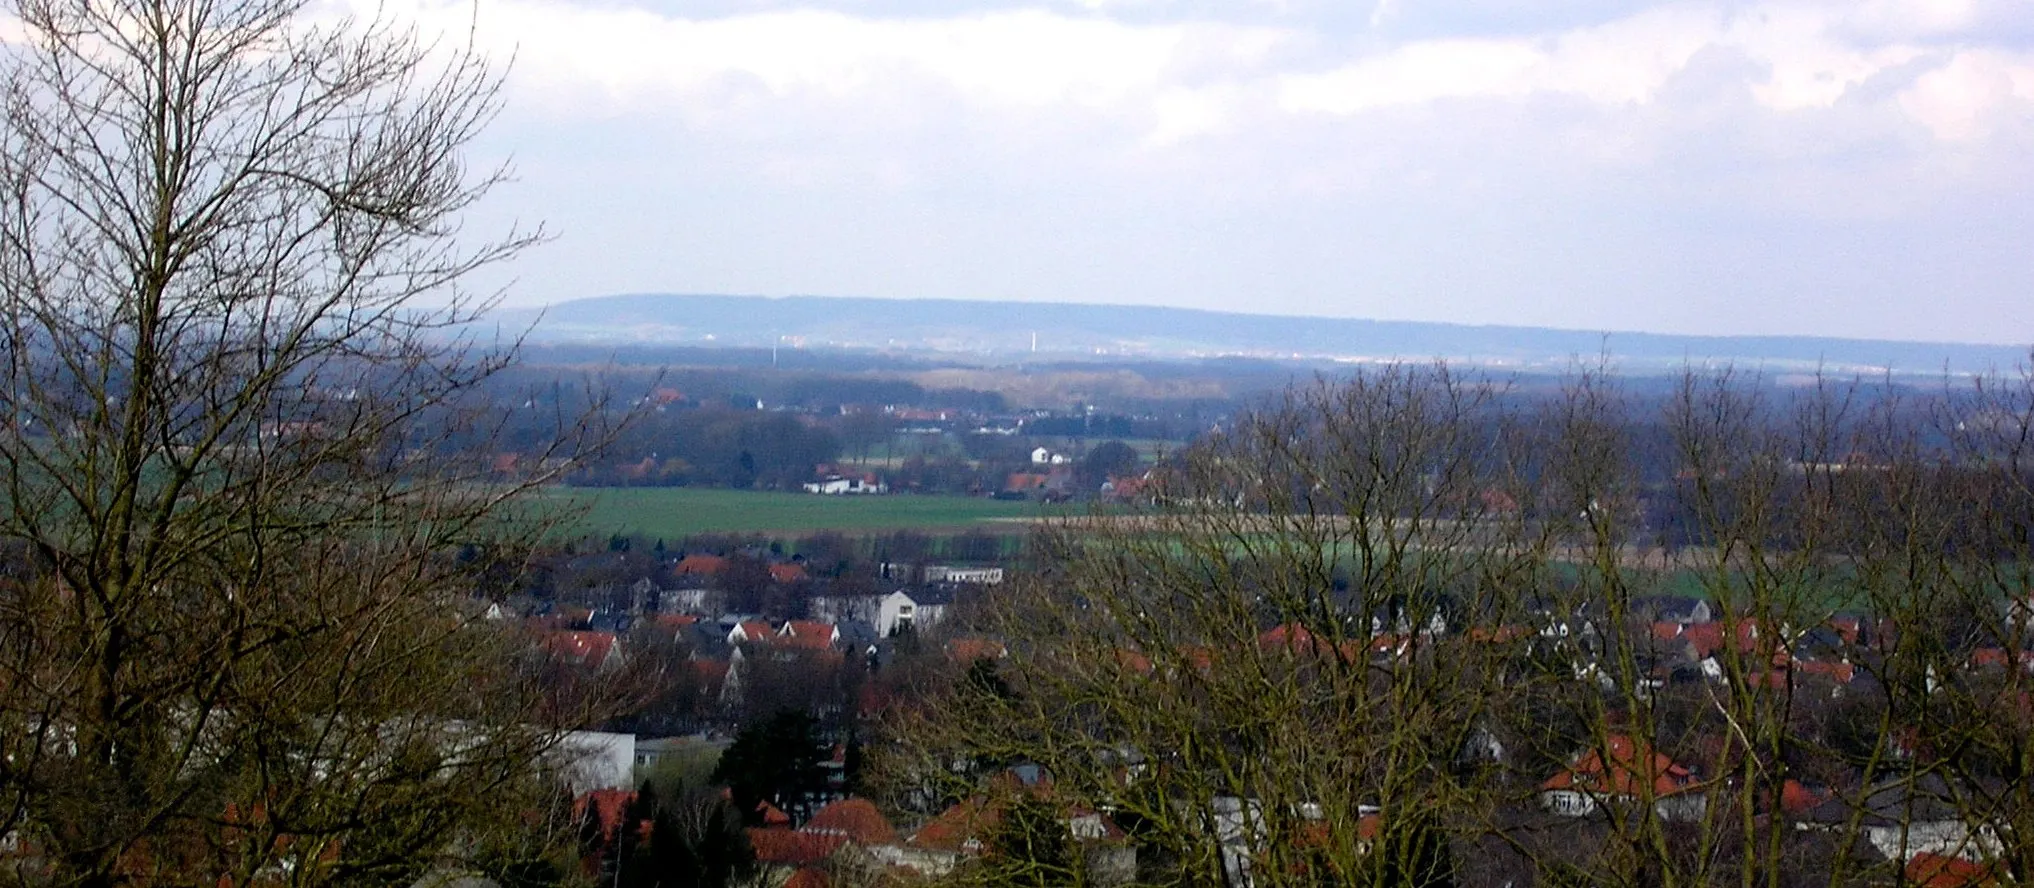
[537,487,1044,538]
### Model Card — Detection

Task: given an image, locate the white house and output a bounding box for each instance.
[1030,447,1070,466]
[1800,775,2003,864]
[877,590,951,637]
[803,475,888,495]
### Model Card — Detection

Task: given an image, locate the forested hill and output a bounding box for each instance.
[490,293,2025,375]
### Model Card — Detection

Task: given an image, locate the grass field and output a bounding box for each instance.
[537,487,1044,538]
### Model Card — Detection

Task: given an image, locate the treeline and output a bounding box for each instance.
[571,409,844,488]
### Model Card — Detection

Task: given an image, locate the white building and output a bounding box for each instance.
[810,594,883,625]
[1030,447,1070,465]
[554,730,636,793]
[803,476,888,495]
[877,590,951,637]
[922,565,1005,585]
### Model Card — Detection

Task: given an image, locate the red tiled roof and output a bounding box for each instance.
[1780,780,1828,815]
[782,619,833,638]
[1906,852,1997,888]
[1005,473,1050,491]
[803,798,899,846]
[908,797,996,854]
[674,555,727,576]
[691,658,730,691]
[1468,625,1532,643]
[1654,620,1765,659]
[771,563,810,584]
[540,631,620,667]
[1259,624,1325,653]
[748,829,843,866]
[945,638,1008,662]
[1795,660,1855,683]
[1970,648,2034,671]
[1541,735,1700,799]
[757,801,793,828]
[776,620,837,649]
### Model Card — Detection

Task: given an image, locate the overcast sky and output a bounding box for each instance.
[387,0,2033,344]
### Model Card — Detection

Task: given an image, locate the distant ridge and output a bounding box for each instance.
[488,293,2026,376]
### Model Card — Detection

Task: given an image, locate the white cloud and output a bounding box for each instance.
[1898,49,2034,140]
[376,0,2034,341]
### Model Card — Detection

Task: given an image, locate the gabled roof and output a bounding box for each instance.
[1800,773,1966,827]
[778,620,839,649]
[1654,619,1766,660]
[730,620,775,644]
[907,797,996,854]
[674,555,727,577]
[802,798,899,846]
[540,631,622,668]
[771,563,810,584]
[1541,735,1700,799]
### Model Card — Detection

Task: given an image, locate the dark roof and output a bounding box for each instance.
[1800,773,1967,827]
[903,587,958,606]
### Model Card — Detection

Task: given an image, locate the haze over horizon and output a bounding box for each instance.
[361,0,2034,346]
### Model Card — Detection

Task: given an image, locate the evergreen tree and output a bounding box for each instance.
[712,709,831,824]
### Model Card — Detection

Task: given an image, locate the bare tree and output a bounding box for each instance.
[0,0,616,883]
[886,363,2034,888]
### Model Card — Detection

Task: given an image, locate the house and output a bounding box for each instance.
[1030,447,1070,465]
[876,589,952,637]
[539,630,627,671]
[777,620,841,650]
[770,563,810,584]
[1539,735,1705,821]
[672,554,727,579]
[1798,774,2002,864]
[628,577,658,613]
[801,797,899,850]
[555,731,637,793]
[1641,595,1713,625]
[747,828,845,869]
[636,612,703,646]
[727,620,776,646]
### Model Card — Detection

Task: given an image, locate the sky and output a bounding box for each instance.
[380,0,2033,344]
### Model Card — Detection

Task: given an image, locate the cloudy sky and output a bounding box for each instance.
[394,0,2033,344]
